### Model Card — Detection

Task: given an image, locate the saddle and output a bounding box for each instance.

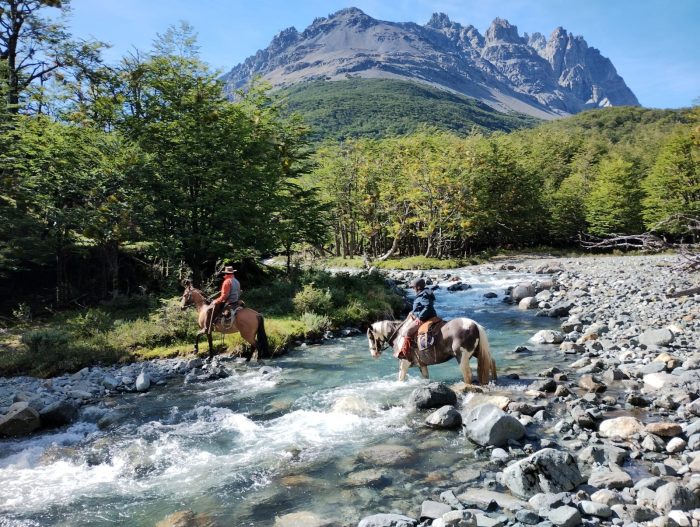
[219,301,245,326]
[417,317,444,352]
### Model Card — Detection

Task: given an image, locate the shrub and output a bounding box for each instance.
[69,308,113,337]
[21,328,70,354]
[293,283,333,314]
[301,311,331,337]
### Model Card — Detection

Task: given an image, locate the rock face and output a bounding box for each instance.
[221,8,638,119]
[502,448,585,498]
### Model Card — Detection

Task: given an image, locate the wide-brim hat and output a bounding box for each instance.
[220,265,237,274]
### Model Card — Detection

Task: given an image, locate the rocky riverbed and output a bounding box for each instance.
[2,254,700,527]
[357,254,700,527]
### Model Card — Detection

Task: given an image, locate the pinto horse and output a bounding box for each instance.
[180,283,270,360]
[367,318,497,384]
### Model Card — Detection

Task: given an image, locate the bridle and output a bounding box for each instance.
[181,286,195,308]
[369,321,403,356]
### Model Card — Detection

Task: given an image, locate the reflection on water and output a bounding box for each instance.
[0,268,567,526]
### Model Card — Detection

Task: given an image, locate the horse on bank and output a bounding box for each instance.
[180,283,270,360]
[367,318,496,384]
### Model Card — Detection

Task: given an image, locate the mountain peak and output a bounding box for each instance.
[329,7,369,20]
[486,18,523,43]
[426,12,456,30]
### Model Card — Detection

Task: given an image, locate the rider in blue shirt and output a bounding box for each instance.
[397,278,437,358]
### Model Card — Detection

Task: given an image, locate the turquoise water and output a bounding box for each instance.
[0,268,567,526]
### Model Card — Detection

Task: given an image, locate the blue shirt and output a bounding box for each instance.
[412,289,437,321]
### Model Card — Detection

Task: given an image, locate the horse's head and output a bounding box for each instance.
[367,323,384,359]
[180,281,194,310]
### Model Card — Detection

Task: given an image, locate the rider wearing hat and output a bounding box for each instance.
[206,265,241,333]
[397,277,437,358]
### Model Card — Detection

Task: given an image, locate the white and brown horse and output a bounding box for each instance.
[180,283,270,360]
[367,319,496,384]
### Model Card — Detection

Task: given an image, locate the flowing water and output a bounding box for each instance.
[1,268,570,526]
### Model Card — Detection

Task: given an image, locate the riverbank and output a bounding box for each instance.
[0,268,403,378]
[355,253,700,527]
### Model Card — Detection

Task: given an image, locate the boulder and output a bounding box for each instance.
[644,372,678,390]
[519,297,538,310]
[409,383,457,410]
[357,445,416,467]
[274,511,329,527]
[102,375,120,390]
[598,416,644,439]
[426,405,462,429]
[588,468,633,489]
[547,506,581,527]
[639,328,674,347]
[39,399,79,428]
[530,330,565,344]
[646,422,680,439]
[0,402,41,437]
[578,500,612,518]
[547,301,574,318]
[512,283,536,302]
[655,483,700,513]
[578,444,628,472]
[502,448,585,499]
[420,500,452,520]
[463,404,525,447]
[154,510,214,527]
[346,469,391,488]
[136,371,151,392]
[357,514,418,527]
[578,375,606,393]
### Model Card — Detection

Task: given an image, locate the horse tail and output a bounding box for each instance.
[475,322,494,385]
[256,314,271,358]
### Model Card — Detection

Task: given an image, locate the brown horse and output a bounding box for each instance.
[180,283,270,360]
[367,319,497,384]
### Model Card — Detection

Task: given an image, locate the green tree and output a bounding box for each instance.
[585,156,644,236]
[642,130,700,233]
[0,0,69,112]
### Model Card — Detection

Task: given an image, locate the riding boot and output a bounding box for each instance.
[399,336,412,359]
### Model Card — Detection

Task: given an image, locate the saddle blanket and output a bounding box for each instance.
[417,317,444,351]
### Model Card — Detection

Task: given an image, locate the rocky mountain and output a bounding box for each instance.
[221,8,638,119]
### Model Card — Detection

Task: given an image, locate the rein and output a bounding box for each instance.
[373,320,405,353]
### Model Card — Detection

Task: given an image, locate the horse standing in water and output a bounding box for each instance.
[367,318,496,384]
[180,283,270,360]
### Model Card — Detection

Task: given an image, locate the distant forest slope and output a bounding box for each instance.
[534,106,692,143]
[279,78,540,140]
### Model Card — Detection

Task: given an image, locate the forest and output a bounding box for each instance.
[1,1,699,316]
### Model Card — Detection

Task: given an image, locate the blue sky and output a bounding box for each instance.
[67,0,699,109]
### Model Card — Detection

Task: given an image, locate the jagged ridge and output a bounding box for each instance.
[221,8,638,119]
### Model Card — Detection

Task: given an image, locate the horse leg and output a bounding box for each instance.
[193,332,201,354]
[207,332,214,358]
[459,350,474,384]
[398,359,410,381]
[419,365,429,379]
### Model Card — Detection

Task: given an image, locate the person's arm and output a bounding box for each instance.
[214,280,231,304]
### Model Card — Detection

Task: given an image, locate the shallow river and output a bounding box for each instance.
[1,268,570,526]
